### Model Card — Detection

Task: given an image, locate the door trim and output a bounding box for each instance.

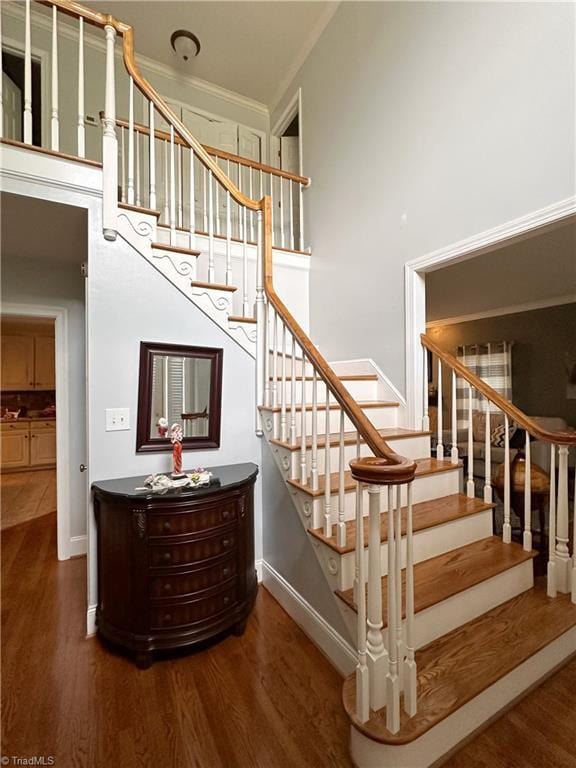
[2,303,73,561]
[404,195,576,429]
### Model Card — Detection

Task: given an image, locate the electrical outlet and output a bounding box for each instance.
[105,408,130,432]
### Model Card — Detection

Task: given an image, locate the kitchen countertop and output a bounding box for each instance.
[1,416,56,422]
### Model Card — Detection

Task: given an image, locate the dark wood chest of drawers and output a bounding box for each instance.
[92,463,258,667]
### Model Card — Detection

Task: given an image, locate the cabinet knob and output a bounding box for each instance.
[223,596,230,606]
[162,552,172,563]
[162,521,172,532]
[222,566,230,578]
[222,538,231,549]
[163,583,172,593]
[222,509,230,519]
[163,613,172,623]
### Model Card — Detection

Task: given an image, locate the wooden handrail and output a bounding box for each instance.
[422,334,576,446]
[33,0,415,485]
[112,117,311,187]
[263,198,417,484]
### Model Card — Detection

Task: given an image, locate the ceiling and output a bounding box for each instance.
[84,1,338,107]
[426,220,576,322]
[1,194,87,264]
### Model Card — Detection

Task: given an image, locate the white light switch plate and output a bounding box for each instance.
[105,407,130,431]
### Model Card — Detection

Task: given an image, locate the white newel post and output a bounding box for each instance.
[102,24,118,241]
[254,209,265,436]
[556,445,571,593]
[547,444,557,598]
[366,484,387,711]
[24,0,33,144]
[51,6,59,151]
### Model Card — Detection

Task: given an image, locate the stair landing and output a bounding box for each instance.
[342,581,576,745]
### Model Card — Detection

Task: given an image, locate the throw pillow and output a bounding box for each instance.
[490,422,517,448]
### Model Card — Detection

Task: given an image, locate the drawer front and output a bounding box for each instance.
[150,585,237,629]
[149,530,237,568]
[1,421,29,432]
[148,499,237,538]
[31,420,56,431]
[149,557,237,599]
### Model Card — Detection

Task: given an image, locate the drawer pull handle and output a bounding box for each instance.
[162,552,172,563]
[223,596,230,606]
[222,538,231,548]
[222,509,231,519]
[163,583,172,593]
[164,613,172,623]
[162,522,172,532]
[222,566,230,577]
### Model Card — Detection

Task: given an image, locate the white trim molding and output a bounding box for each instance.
[405,196,576,428]
[427,294,576,328]
[261,559,356,676]
[70,535,87,557]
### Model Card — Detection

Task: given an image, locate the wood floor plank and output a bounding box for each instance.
[310,493,494,554]
[343,581,576,745]
[337,537,536,621]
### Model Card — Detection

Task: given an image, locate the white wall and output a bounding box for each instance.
[272,1,576,390]
[1,253,87,540]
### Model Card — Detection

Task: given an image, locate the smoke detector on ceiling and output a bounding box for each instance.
[170,30,201,63]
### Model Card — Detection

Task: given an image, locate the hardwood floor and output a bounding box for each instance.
[1,513,352,768]
[0,469,56,529]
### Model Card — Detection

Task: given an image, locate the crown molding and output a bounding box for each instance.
[426,294,576,328]
[270,1,340,114]
[3,2,269,118]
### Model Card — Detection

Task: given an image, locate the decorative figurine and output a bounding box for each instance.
[170,423,185,478]
[157,417,168,438]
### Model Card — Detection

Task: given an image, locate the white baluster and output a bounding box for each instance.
[207,169,215,281]
[323,387,332,538]
[237,164,243,241]
[263,302,271,410]
[289,179,295,251]
[353,434,361,605]
[290,337,297,448]
[50,6,59,151]
[571,462,576,603]
[242,207,249,317]
[120,128,126,203]
[394,485,403,687]
[523,430,532,551]
[177,144,183,228]
[0,6,3,138]
[135,131,141,207]
[148,104,156,210]
[163,141,169,223]
[279,177,285,248]
[556,446,571,592]
[77,17,85,157]
[422,347,430,431]
[249,168,255,242]
[214,159,220,236]
[225,160,232,285]
[337,410,346,548]
[127,77,135,205]
[484,402,492,504]
[270,176,275,248]
[255,207,265,435]
[436,359,444,460]
[311,368,319,492]
[202,167,208,233]
[403,482,417,716]
[547,444,557,597]
[450,371,458,464]
[271,311,278,412]
[502,414,512,543]
[366,484,386,711]
[299,181,305,250]
[386,485,400,734]
[355,469,370,724]
[24,0,32,144]
[102,24,118,241]
[169,126,177,243]
[280,322,287,443]
[466,385,475,498]
[300,352,308,486]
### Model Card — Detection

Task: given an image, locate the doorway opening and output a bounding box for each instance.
[272,88,304,250]
[2,49,42,145]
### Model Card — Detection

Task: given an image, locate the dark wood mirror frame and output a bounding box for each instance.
[136,341,223,453]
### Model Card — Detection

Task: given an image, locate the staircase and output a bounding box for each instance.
[3,2,576,766]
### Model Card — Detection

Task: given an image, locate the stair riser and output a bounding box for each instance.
[339,559,534,652]
[271,379,379,405]
[281,435,431,480]
[280,466,461,530]
[318,508,494,592]
[260,404,399,439]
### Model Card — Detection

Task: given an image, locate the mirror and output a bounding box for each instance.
[136,342,223,452]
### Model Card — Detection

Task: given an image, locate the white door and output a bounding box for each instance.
[280,136,299,174]
[2,71,22,141]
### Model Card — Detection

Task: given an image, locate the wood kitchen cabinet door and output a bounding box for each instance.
[34,337,56,389]
[30,429,56,466]
[1,431,30,468]
[1,335,35,390]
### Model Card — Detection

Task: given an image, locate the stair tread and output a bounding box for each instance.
[287,458,461,497]
[269,373,377,381]
[259,400,399,413]
[271,426,430,452]
[151,242,200,257]
[118,202,160,217]
[309,493,494,554]
[229,315,257,324]
[336,536,536,622]
[342,580,576,745]
[191,280,237,292]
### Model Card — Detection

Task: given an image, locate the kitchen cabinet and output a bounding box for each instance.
[30,421,57,466]
[0,420,56,471]
[0,422,30,469]
[1,334,55,391]
[34,337,56,389]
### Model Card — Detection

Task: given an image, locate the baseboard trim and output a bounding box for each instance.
[261,559,356,676]
[256,558,264,583]
[86,604,97,637]
[69,535,87,558]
